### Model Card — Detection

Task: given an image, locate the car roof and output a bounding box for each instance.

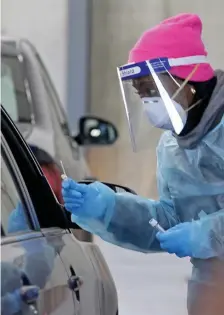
[1,37,35,56]
[1,37,21,55]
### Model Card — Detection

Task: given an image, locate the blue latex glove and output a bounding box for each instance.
[62,178,116,224]
[156,222,194,258]
[1,289,22,315]
[8,203,29,233]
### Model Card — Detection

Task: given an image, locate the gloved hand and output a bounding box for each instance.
[62,178,116,223]
[8,203,29,233]
[1,289,22,315]
[156,222,194,258]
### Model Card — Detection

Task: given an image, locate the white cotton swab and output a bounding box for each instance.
[60,160,68,180]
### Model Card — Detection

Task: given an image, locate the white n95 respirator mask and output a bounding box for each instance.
[142,97,187,132]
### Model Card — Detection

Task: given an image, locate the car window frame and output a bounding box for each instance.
[1,132,40,235]
[1,105,70,231]
[1,46,34,124]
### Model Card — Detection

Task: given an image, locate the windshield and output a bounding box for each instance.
[1,55,32,123]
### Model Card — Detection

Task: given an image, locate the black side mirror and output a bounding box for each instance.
[78,180,137,195]
[74,116,118,146]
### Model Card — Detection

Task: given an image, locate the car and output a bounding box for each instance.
[1,37,118,241]
[1,104,119,315]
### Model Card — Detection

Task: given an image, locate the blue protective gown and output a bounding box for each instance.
[73,119,224,259]
[69,116,224,315]
[71,71,224,259]
[69,71,224,314]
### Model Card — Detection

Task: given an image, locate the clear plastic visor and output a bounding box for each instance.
[117,59,200,151]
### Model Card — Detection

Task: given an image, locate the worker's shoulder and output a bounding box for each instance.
[157,131,178,151]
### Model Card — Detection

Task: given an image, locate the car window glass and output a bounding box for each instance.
[1,153,31,235]
[35,52,66,124]
[1,62,18,121]
[37,58,80,153]
[1,55,32,123]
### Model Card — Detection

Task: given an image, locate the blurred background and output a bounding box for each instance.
[2,0,224,196]
[1,1,223,314]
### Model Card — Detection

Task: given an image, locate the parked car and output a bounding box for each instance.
[1,104,119,315]
[1,37,118,241]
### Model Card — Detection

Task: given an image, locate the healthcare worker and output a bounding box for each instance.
[62,13,224,314]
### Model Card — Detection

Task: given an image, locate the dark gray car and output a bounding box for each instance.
[1,105,118,315]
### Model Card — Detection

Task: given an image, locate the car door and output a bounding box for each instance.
[1,109,78,314]
[58,233,118,315]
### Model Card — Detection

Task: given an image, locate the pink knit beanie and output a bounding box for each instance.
[128,13,214,82]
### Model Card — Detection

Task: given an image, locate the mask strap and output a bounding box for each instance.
[185,99,202,112]
[171,64,200,101]
[164,69,181,88]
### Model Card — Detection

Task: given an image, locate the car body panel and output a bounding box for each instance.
[1,232,77,315]
[56,232,118,315]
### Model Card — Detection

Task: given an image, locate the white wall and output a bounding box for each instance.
[1,0,68,105]
[169,0,224,69]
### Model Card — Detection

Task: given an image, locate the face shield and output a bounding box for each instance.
[117,56,208,151]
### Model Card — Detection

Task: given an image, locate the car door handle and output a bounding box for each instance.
[68,266,83,301]
[20,272,40,314]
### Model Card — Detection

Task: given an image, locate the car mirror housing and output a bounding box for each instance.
[74,116,118,146]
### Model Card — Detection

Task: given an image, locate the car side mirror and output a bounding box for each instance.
[74,116,118,146]
[78,180,137,194]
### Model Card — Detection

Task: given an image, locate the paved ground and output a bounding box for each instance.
[96,236,191,315]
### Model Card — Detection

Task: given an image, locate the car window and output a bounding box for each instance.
[34,52,66,125]
[1,54,32,123]
[1,62,18,121]
[1,149,32,235]
[35,53,80,154]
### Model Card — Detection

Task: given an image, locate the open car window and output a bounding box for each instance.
[1,135,35,235]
